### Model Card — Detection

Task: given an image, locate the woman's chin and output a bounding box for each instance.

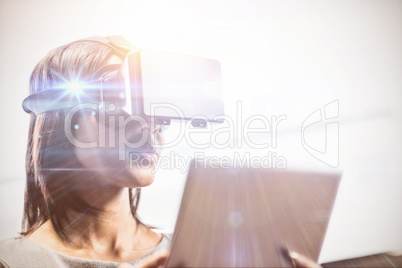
[112,164,157,188]
[75,148,159,188]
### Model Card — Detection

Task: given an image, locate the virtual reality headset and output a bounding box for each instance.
[22,36,224,127]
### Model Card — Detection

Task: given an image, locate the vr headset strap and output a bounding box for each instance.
[77,35,137,56]
[23,36,136,115]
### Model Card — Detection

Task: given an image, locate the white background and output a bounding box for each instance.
[0,0,401,263]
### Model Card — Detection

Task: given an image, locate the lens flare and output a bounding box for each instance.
[68,82,81,93]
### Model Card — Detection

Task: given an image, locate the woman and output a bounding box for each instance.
[0,36,319,268]
[0,37,171,267]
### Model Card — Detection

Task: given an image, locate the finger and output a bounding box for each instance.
[134,250,170,268]
[289,251,322,268]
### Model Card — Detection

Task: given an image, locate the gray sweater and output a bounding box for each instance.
[0,234,171,268]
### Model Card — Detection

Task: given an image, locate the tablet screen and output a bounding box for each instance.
[167,163,341,267]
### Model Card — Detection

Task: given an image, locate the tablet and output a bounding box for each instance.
[167,161,341,267]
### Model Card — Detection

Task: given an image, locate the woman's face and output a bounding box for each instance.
[72,55,165,188]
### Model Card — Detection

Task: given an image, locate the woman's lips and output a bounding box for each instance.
[138,152,159,164]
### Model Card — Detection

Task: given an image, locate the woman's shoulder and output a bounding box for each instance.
[0,233,173,268]
[0,237,66,268]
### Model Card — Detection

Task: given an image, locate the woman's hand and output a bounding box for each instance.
[118,250,169,268]
[288,250,322,268]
